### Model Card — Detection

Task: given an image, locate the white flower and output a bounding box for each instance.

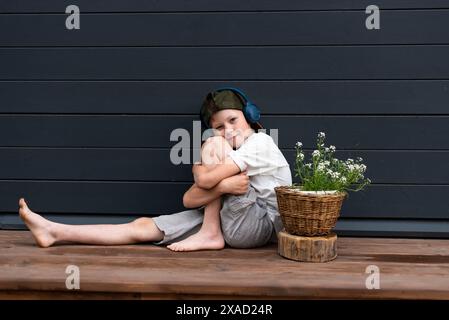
[296,152,304,160]
[346,158,354,164]
[316,160,331,171]
[324,147,330,152]
[296,142,303,148]
[318,132,326,139]
[329,145,336,152]
[312,150,320,158]
[357,156,363,162]
[327,170,340,179]
[305,163,312,168]
[340,176,347,183]
[349,164,366,173]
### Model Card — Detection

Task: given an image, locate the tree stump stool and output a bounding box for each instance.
[278,230,337,262]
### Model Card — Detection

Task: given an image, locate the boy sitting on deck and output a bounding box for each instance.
[18,88,292,251]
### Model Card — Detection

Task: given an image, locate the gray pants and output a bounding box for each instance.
[153,186,275,248]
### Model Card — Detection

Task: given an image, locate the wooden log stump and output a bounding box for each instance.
[278,230,337,262]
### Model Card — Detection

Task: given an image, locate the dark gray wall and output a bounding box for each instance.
[1,1,449,237]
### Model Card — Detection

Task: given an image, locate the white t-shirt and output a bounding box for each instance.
[228,131,292,234]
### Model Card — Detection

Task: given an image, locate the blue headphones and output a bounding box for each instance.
[202,87,261,128]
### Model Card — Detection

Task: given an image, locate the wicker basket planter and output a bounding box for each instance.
[275,186,347,236]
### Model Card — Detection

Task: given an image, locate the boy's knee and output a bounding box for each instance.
[133,217,150,227]
[201,135,231,164]
[131,217,163,242]
[206,135,227,145]
[204,136,226,152]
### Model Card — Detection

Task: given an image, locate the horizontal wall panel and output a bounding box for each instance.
[0,115,448,150]
[2,215,449,238]
[1,1,449,13]
[1,181,188,215]
[2,46,449,80]
[0,181,448,219]
[335,218,449,238]
[0,149,448,184]
[0,148,194,182]
[1,80,449,115]
[2,11,449,46]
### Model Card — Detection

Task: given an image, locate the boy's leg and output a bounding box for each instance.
[18,198,164,247]
[167,136,232,252]
[166,197,223,251]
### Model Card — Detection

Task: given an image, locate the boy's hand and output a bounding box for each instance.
[218,171,249,195]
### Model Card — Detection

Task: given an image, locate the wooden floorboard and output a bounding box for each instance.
[1,231,449,299]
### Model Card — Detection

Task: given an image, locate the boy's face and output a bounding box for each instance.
[210,109,253,149]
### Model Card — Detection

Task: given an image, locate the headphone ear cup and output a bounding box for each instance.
[244,103,261,123]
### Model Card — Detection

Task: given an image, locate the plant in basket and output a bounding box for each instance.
[275,132,371,236]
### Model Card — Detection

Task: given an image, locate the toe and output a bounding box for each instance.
[20,199,29,210]
[19,206,26,217]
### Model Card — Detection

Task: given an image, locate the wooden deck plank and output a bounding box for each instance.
[1,231,449,299]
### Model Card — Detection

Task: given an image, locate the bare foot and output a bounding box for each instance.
[18,198,57,248]
[167,230,225,252]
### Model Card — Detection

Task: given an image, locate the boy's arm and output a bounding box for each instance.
[193,157,241,190]
[182,183,223,209]
[183,172,249,208]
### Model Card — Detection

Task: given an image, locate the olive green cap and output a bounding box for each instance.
[200,90,244,128]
